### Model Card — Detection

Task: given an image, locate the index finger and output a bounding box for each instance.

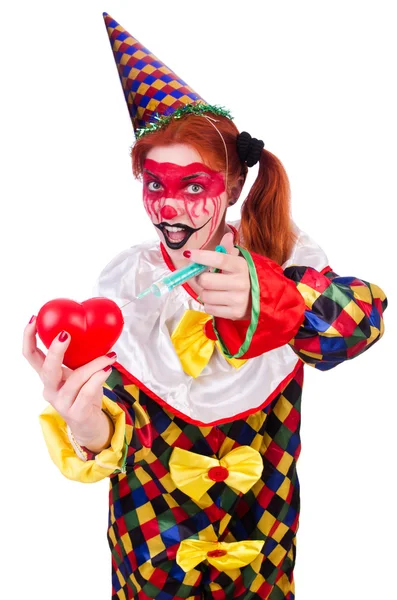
[188,248,244,274]
[22,317,46,373]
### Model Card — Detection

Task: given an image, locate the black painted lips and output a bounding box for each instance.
[154,218,212,250]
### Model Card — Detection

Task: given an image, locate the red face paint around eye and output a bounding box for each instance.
[142,160,225,199]
[142,158,227,252]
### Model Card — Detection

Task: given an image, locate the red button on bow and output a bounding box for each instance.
[207,549,228,558]
[208,466,229,482]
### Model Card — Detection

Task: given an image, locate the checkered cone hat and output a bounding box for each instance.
[103,12,232,138]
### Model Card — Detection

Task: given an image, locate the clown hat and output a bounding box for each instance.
[102,12,232,138]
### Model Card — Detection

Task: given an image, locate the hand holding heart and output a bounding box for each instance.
[189,232,252,320]
[22,298,123,448]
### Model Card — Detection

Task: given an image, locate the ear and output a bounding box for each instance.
[228,175,245,207]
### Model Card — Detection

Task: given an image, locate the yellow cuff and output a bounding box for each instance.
[38,395,127,483]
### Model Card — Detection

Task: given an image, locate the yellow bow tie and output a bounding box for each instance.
[171,309,247,378]
[176,539,265,572]
[169,446,263,502]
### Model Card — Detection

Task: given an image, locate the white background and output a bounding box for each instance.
[2,0,395,598]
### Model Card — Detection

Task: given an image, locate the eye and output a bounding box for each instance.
[148,181,162,191]
[186,183,203,194]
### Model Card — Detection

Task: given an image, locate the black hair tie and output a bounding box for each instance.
[236,131,265,167]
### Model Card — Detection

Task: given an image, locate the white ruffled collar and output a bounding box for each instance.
[92,221,329,425]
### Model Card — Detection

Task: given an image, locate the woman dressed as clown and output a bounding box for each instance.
[24,13,387,600]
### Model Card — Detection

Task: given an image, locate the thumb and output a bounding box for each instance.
[219,231,239,256]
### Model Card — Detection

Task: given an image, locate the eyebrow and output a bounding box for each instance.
[143,169,161,180]
[181,172,211,181]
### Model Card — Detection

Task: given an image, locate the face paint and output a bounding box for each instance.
[142,151,228,253]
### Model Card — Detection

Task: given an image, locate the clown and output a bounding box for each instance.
[32,12,387,600]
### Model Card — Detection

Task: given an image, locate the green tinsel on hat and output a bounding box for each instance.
[135,104,234,139]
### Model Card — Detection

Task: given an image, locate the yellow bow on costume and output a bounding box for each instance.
[169,446,263,502]
[170,309,247,378]
[176,539,265,572]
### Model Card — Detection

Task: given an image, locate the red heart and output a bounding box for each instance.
[36,298,124,370]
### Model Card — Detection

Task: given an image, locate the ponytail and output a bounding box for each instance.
[239,149,296,265]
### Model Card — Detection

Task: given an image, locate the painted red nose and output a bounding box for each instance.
[160,205,178,220]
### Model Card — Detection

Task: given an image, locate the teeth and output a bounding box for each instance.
[164,226,186,232]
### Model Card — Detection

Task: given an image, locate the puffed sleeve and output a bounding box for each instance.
[38,370,136,483]
[283,266,387,370]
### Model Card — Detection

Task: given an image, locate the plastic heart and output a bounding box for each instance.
[36,297,124,369]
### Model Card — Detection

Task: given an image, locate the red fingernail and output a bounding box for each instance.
[106,351,117,358]
[183,251,191,258]
[58,331,68,342]
[29,315,35,324]
[103,365,112,372]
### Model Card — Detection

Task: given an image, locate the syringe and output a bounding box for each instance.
[136,245,227,299]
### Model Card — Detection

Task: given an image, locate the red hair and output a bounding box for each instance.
[131,114,296,265]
